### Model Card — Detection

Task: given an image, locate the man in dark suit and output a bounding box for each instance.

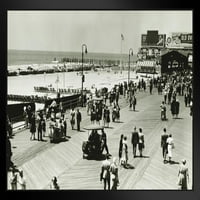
[131,127,139,158]
[161,128,168,163]
[101,130,111,156]
[132,95,137,111]
[76,109,82,131]
[37,115,43,141]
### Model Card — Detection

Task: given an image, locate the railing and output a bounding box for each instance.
[7,94,48,103]
[34,87,82,95]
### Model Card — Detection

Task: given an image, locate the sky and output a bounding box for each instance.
[8,10,192,54]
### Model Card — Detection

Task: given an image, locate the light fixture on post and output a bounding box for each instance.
[128,48,133,86]
[81,44,88,107]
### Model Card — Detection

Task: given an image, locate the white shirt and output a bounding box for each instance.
[167,137,173,145]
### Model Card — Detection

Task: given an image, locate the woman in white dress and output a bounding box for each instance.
[166,134,174,163]
[120,137,128,167]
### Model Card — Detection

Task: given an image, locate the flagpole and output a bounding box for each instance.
[56,73,59,93]
[63,63,65,89]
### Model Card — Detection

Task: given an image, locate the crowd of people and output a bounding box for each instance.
[9,168,26,190]
[98,70,192,190]
[158,70,193,120]
[7,68,192,190]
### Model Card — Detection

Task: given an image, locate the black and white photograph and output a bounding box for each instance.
[6,10,193,190]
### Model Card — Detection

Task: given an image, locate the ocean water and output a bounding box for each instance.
[8,49,137,66]
[7,49,141,97]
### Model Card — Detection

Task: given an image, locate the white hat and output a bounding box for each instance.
[182,159,186,164]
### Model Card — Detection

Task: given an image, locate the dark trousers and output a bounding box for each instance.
[38,129,42,141]
[103,178,110,190]
[164,95,167,104]
[132,144,137,157]
[77,121,80,131]
[162,146,167,160]
[111,179,118,190]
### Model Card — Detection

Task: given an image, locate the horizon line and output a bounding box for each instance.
[8,49,138,56]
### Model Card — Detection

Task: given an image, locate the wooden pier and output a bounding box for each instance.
[7,88,192,190]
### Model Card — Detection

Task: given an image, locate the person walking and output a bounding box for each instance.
[49,118,55,138]
[37,114,43,141]
[120,136,128,167]
[23,106,29,128]
[166,134,174,163]
[110,157,119,190]
[101,130,111,156]
[115,104,120,121]
[50,176,60,190]
[118,134,124,164]
[177,159,189,190]
[18,169,26,190]
[9,168,17,190]
[184,93,188,107]
[131,127,139,158]
[129,95,133,110]
[160,101,167,120]
[30,112,36,140]
[100,154,111,190]
[190,99,193,116]
[70,107,76,130]
[42,115,46,137]
[163,89,168,104]
[138,128,145,157]
[63,116,67,138]
[161,128,168,163]
[175,99,180,118]
[149,81,153,94]
[103,106,110,128]
[96,106,101,125]
[171,97,177,119]
[76,109,82,131]
[90,108,96,124]
[168,90,172,105]
[132,95,137,111]
[6,136,13,171]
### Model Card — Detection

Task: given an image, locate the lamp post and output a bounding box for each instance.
[128,48,133,86]
[81,44,88,107]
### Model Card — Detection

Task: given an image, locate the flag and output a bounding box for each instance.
[157,35,164,45]
[121,34,124,41]
[157,38,163,45]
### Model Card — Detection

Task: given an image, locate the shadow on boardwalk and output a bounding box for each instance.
[123,163,135,169]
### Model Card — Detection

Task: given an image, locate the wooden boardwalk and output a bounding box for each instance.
[7,89,192,190]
